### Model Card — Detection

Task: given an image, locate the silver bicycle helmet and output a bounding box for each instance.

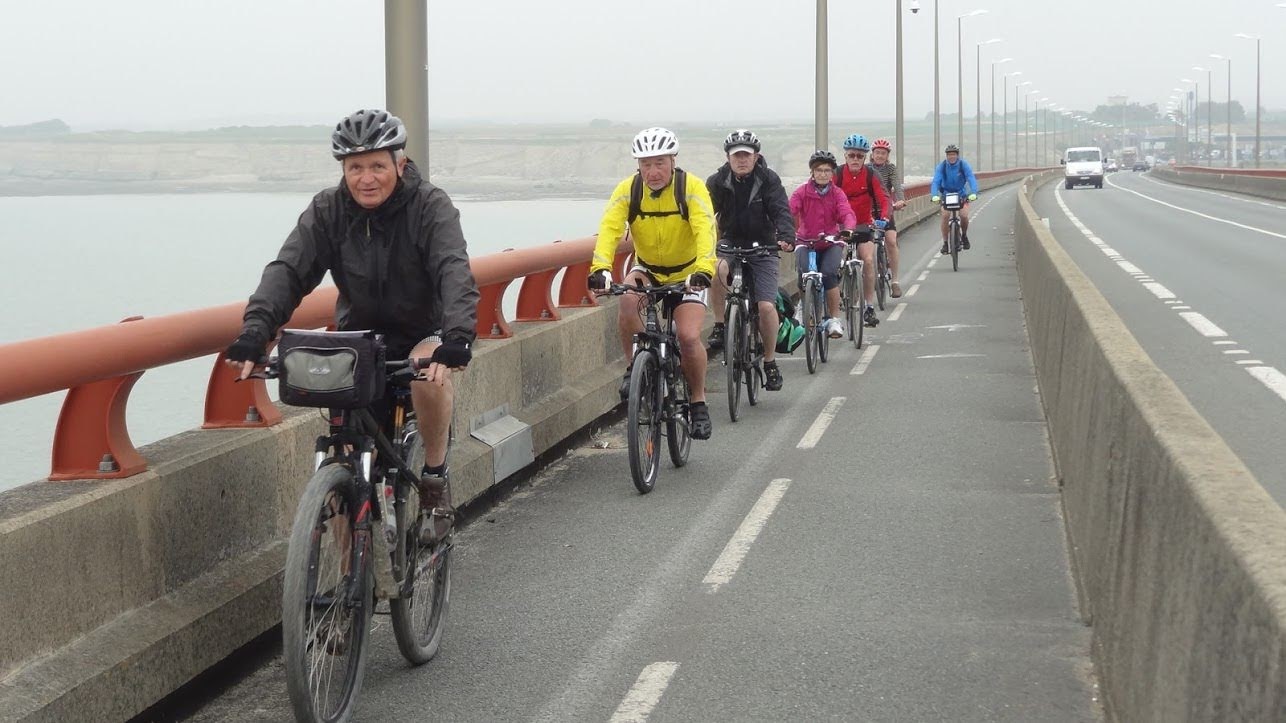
[331,109,407,160]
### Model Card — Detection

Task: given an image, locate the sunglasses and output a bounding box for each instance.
[845,151,867,159]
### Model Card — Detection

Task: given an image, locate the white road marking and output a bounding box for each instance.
[1106,174,1286,240]
[927,257,938,268]
[850,344,881,375]
[1247,367,1286,404]
[1143,283,1176,299]
[1140,172,1286,210]
[888,302,907,321]
[927,324,986,331]
[1213,341,1238,346]
[917,270,930,281]
[1172,305,1191,310]
[1117,260,1143,274]
[917,353,985,359]
[1223,350,1251,355]
[610,662,680,723]
[1178,312,1228,337]
[1237,360,1264,365]
[797,398,845,449]
[702,479,792,592]
[906,284,920,297]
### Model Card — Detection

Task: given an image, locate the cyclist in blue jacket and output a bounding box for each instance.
[929,144,979,254]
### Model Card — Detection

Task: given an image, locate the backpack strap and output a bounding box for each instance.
[627,168,689,225]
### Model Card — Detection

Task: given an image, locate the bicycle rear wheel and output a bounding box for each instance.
[666,362,691,467]
[802,281,817,374]
[627,352,662,493]
[724,301,743,423]
[389,425,451,666]
[843,265,859,349]
[854,269,866,350]
[950,222,960,272]
[817,283,830,364]
[283,464,372,723]
[876,246,888,311]
[745,308,761,407]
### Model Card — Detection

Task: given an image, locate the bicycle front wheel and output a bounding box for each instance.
[745,308,761,407]
[802,281,817,374]
[950,222,961,272]
[843,266,859,348]
[283,464,372,723]
[876,248,888,311]
[724,301,743,423]
[817,283,830,364]
[389,438,451,665]
[666,362,691,468]
[627,352,663,493]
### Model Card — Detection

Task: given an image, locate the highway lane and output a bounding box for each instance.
[177,182,1099,723]
[1031,171,1286,505]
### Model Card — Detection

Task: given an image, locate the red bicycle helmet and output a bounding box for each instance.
[872,138,892,150]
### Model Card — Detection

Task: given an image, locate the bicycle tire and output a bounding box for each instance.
[745,307,760,407]
[876,246,888,311]
[389,425,451,666]
[283,464,372,723]
[817,283,830,364]
[666,362,691,467]
[627,352,662,493]
[854,269,866,350]
[802,280,817,374]
[951,220,960,272]
[724,301,743,423]
[843,265,859,347]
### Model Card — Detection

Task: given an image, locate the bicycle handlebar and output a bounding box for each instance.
[597,280,691,297]
[238,355,429,382]
[717,243,779,257]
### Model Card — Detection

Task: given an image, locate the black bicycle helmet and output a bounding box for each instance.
[723,129,761,154]
[331,109,407,160]
[944,143,960,153]
[808,149,838,169]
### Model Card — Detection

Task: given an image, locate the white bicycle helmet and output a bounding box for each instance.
[631,127,680,158]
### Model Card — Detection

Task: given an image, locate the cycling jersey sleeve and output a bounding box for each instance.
[243,195,334,342]
[836,191,857,230]
[685,174,718,277]
[962,160,980,194]
[930,162,943,197]
[891,165,905,203]
[764,169,796,244]
[421,187,480,346]
[869,168,891,220]
[592,177,633,274]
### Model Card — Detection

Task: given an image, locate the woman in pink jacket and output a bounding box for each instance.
[790,150,856,339]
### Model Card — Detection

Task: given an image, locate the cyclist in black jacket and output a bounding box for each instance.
[705,130,796,391]
[224,109,479,517]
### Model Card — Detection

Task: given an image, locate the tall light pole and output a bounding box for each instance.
[1003,71,1021,169]
[956,9,988,149]
[815,0,828,149]
[1181,79,1198,163]
[1025,89,1040,166]
[1014,79,1030,165]
[1194,66,1211,165]
[975,39,1002,168]
[1211,53,1232,167]
[385,0,429,165]
[934,0,941,159]
[1173,87,1190,161]
[896,0,905,174]
[990,57,1012,170]
[1235,33,1261,168]
[1039,97,1049,164]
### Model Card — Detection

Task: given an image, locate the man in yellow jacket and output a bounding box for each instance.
[589,127,718,440]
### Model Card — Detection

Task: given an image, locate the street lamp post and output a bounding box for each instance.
[1025,89,1039,165]
[934,0,940,160]
[1211,54,1232,167]
[385,0,429,165]
[896,0,905,174]
[1039,98,1049,164]
[975,39,1001,168]
[815,0,828,149]
[1014,80,1030,166]
[1235,34,1261,168]
[956,10,988,149]
[1003,71,1021,169]
[990,57,1012,171]
[1181,79,1198,163]
[1173,87,1190,162]
[1194,66,1211,165]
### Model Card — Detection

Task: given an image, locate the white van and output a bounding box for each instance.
[1062,146,1104,189]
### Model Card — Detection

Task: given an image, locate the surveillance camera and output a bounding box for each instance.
[910,1,921,13]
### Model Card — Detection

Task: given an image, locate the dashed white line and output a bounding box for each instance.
[888,302,907,321]
[927,258,938,269]
[850,344,881,375]
[905,284,920,297]
[1142,283,1176,299]
[1223,349,1251,355]
[1139,172,1286,211]
[1237,359,1264,365]
[1178,312,1228,337]
[610,662,680,723]
[1213,340,1238,345]
[702,479,791,592]
[1247,367,1286,404]
[797,397,845,449]
[917,270,930,281]
[1106,174,1286,240]
[1173,305,1191,310]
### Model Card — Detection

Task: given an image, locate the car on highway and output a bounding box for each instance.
[1106,159,1119,173]
[1132,160,1149,172]
[1062,146,1104,189]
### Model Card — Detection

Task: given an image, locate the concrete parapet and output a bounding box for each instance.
[1150,164,1286,202]
[1015,174,1286,720]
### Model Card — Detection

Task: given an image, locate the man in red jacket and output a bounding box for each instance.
[836,134,890,328]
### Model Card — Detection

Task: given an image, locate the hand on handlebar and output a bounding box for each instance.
[873,219,889,230]
[968,193,978,201]
[686,272,712,291]
[587,269,611,291]
[224,331,268,380]
[838,229,853,240]
[931,195,941,204]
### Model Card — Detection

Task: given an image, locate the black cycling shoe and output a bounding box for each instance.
[863,306,880,328]
[706,324,725,352]
[764,361,783,391]
[417,469,453,544]
[962,234,971,250]
[689,402,713,440]
[940,242,949,254]
[618,366,633,400]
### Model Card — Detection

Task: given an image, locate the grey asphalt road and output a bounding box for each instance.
[1031,171,1286,505]
[175,182,1100,723]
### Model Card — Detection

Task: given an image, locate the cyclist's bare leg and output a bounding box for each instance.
[617,270,650,359]
[708,259,729,318]
[960,203,971,236]
[673,302,708,403]
[886,229,900,280]
[826,287,841,319]
[757,300,778,363]
[859,242,876,306]
[939,207,950,245]
[408,339,452,469]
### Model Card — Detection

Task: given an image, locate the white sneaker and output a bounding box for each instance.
[828,318,845,339]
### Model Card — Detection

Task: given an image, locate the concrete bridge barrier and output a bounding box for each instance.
[1150,164,1286,202]
[1015,173,1286,721]
[0,168,1039,721]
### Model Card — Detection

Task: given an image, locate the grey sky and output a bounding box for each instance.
[1,0,1283,130]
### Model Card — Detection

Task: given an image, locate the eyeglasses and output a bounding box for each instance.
[812,167,835,174]
[844,151,867,159]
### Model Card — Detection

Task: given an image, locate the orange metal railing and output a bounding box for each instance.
[0,235,633,481]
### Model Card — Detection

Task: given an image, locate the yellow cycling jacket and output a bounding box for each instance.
[592,170,717,283]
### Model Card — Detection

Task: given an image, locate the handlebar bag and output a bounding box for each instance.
[278,329,386,409]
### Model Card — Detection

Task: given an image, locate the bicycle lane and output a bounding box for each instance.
[616,184,1101,721]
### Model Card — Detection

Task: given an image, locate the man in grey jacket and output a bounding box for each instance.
[225,109,479,523]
